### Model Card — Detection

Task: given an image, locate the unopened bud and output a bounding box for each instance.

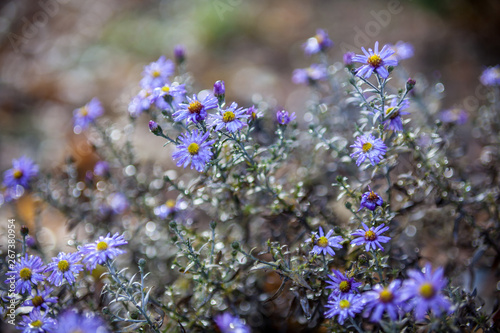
[149,120,162,136]
[21,225,29,236]
[174,45,186,64]
[406,78,416,91]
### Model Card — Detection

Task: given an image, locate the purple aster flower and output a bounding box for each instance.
[154,199,180,219]
[3,156,39,190]
[173,94,218,124]
[108,192,129,215]
[93,161,109,177]
[401,263,453,321]
[480,65,500,86]
[6,254,46,294]
[303,29,333,55]
[351,223,390,252]
[55,309,109,333]
[73,97,103,129]
[326,270,362,297]
[23,287,58,311]
[213,80,225,97]
[140,55,175,89]
[276,109,296,125]
[80,233,128,270]
[214,312,250,333]
[363,280,404,322]
[388,41,414,60]
[17,309,57,333]
[172,130,215,172]
[128,88,154,118]
[383,98,410,132]
[45,252,83,286]
[324,293,364,325]
[151,82,186,106]
[439,108,468,125]
[358,186,383,211]
[352,41,398,79]
[350,134,387,166]
[210,102,249,132]
[246,105,263,122]
[292,64,328,85]
[174,45,186,64]
[306,226,343,257]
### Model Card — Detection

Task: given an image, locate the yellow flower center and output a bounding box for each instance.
[317,236,329,248]
[386,107,400,120]
[365,230,377,241]
[96,241,108,251]
[339,280,351,293]
[31,319,43,328]
[339,299,350,309]
[166,199,176,208]
[32,295,44,307]
[368,54,382,67]
[13,169,23,179]
[152,70,161,78]
[379,288,394,303]
[58,260,70,272]
[188,101,203,114]
[187,142,200,155]
[251,112,256,119]
[315,34,324,44]
[161,86,170,93]
[19,267,32,280]
[362,142,373,152]
[419,283,436,299]
[79,106,89,117]
[367,191,378,201]
[222,111,236,123]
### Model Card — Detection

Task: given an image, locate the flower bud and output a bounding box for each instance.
[213,80,225,105]
[231,241,240,250]
[174,45,186,65]
[169,221,177,229]
[138,258,146,267]
[149,120,163,136]
[21,225,29,236]
[406,77,416,91]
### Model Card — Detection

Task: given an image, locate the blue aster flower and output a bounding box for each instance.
[351,223,390,252]
[306,226,343,257]
[173,94,218,124]
[400,263,453,321]
[45,252,83,286]
[303,29,333,55]
[352,41,398,79]
[128,88,154,118]
[358,186,383,211]
[480,65,500,86]
[389,41,414,60]
[172,130,215,172]
[324,293,364,325]
[246,105,263,122]
[55,309,109,333]
[214,312,250,333]
[350,134,387,166]
[440,108,468,125]
[210,102,249,132]
[73,97,103,129]
[80,233,128,271]
[6,254,46,294]
[383,98,410,132]
[107,192,129,215]
[23,287,58,311]
[326,270,362,297]
[3,156,39,190]
[140,55,175,89]
[362,280,405,322]
[276,110,296,125]
[154,199,180,219]
[292,64,328,85]
[17,309,57,333]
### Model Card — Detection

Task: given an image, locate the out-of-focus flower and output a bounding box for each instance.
[55,310,109,333]
[343,52,355,66]
[214,312,250,333]
[326,270,362,297]
[353,41,397,79]
[80,233,128,270]
[350,134,387,166]
[306,226,343,257]
[303,29,333,55]
[351,223,390,252]
[140,55,175,89]
[388,41,414,60]
[172,130,215,172]
[73,97,103,129]
[93,161,109,177]
[363,280,405,322]
[45,252,83,286]
[3,156,38,190]
[439,108,468,125]
[292,64,328,85]
[401,263,453,321]
[23,287,58,311]
[383,98,410,132]
[174,45,186,65]
[324,293,364,325]
[108,192,129,215]
[173,94,218,124]
[17,309,57,333]
[210,102,249,133]
[128,88,154,118]
[359,186,383,211]
[6,254,46,294]
[154,199,180,219]
[480,65,500,86]
[246,105,263,122]
[276,110,296,125]
[151,83,186,107]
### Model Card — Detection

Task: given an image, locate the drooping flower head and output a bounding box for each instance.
[326,270,362,297]
[303,29,333,55]
[3,156,39,190]
[140,55,175,89]
[154,199,180,219]
[401,263,453,321]
[324,293,364,325]
[173,94,218,124]
[55,309,109,333]
[80,233,128,271]
[172,130,215,172]
[306,226,343,257]
[45,252,83,286]
[6,254,46,294]
[210,102,249,133]
[292,64,328,85]
[17,309,57,333]
[383,98,410,132]
[388,41,414,60]
[351,223,390,252]
[358,186,383,211]
[363,280,405,322]
[73,97,104,129]
[276,109,296,125]
[480,65,500,86]
[214,312,250,333]
[23,287,58,311]
[353,41,398,79]
[350,134,387,166]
